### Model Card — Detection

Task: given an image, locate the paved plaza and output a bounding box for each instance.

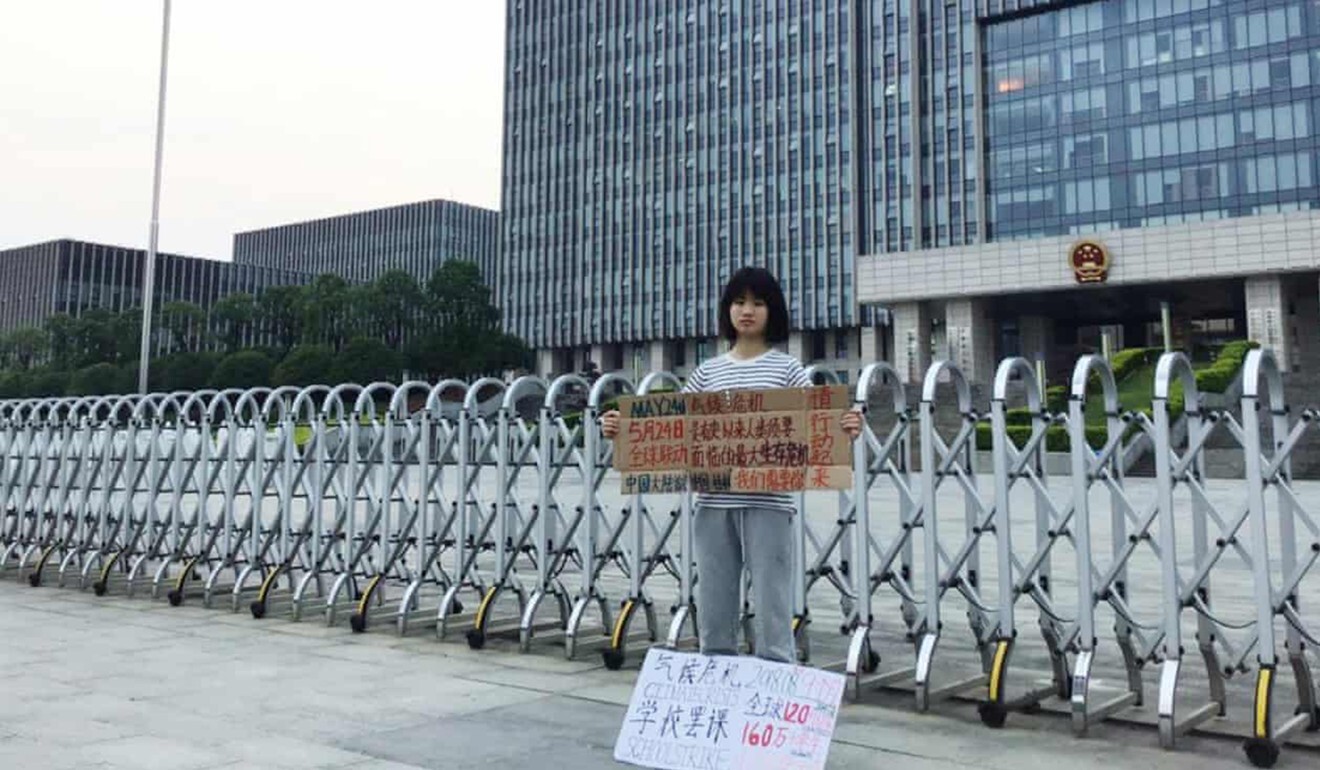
[3,574,1318,770]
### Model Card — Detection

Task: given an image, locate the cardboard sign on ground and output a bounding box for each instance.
[613,386,852,494]
[614,648,846,770]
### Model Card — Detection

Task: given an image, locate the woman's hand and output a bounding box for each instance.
[600,409,621,439]
[840,408,863,439]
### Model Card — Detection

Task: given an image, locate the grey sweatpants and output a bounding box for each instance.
[693,505,796,663]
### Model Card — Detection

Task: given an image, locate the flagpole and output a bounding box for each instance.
[137,0,172,394]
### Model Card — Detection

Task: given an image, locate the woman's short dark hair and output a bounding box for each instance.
[717,266,791,344]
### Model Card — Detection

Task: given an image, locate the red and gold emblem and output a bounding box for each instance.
[1070,239,1110,284]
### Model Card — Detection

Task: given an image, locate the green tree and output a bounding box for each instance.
[69,309,120,366]
[427,260,500,333]
[331,337,401,385]
[272,344,335,388]
[5,327,47,370]
[370,270,423,349]
[67,363,124,396]
[257,285,305,354]
[302,274,351,351]
[409,261,527,380]
[157,351,219,392]
[160,301,207,353]
[25,368,69,398]
[110,310,143,365]
[212,293,256,353]
[209,350,275,390]
[0,370,27,399]
[43,313,78,369]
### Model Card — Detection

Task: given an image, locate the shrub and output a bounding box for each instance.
[330,337,401,386]
[273,345,335,388]
[157,351,218,393]
[209,350,275,391]
[67,363,124,396]
[1110,347,1159,382]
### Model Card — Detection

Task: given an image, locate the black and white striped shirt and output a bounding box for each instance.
[682,349,811,513]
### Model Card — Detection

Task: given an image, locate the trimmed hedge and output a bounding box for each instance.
[1164,339,1259,414]
[976,423,1109,452]
[1110,347,1160,382]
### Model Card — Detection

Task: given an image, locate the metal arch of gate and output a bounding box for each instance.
[22,401,110,586]
[787,365,854,663]
[436,377,507,639]
[0,398,59,573]
[90,392,176,597]
[28,395,116,588]
[323,382,400,626]
[163,388,244,604]
[563,372,634,661]
[67,394,140,589]
[0,399,27,550]
[1065,355,1164,736]
[601,371,687,671]
[123,392,192,598]
[249,384,329,619]
[1240,349,1320,768]
[517,373,595,652]
[345,381,436,633]
[289,382,365,621]
[166,388,264,607]
[977,357,1073,728]
[11,397,80,582]
[843,361,918,699]
[149,389,219,600]
[908,361,997,712]
[1150,352,1261,749]
[465,375,552,650]
[227,386,304,612]
[391,379,468,635]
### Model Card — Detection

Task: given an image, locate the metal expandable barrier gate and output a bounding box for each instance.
[2,350,1316,767]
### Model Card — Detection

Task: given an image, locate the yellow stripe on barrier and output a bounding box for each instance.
[1254,667,1273,738]
[99,551,122,584]
[35,544,56,572]
[474,586,498,631]
[174,556,199,592]
[356,574,383,617]
[611,600,636,649]
[257,565,283,602]
[988,640,1010,702]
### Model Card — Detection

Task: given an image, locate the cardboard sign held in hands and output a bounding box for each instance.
[614,386,853,494]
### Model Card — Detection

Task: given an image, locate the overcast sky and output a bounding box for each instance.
[0,1,505,260]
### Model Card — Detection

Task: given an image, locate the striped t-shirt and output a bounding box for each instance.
[682,349,811,513]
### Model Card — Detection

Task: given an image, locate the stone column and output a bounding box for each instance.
[860,326,884,365]
[787,331,808,362]
[648,340,674,376]
[891,301,932,384]
[1246,275,1291,371]
[535,349,556,378]
[945,297,996,385]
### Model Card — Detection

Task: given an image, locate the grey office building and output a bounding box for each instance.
[0,239,311,352]
[233,199,500,286]
[857,0,1320,385]
[504,0,1320,384]
[502,1,866,379]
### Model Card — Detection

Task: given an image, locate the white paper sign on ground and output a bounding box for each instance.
[613,649,846,770]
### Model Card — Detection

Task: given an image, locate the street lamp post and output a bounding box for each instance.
[137,0,173,394]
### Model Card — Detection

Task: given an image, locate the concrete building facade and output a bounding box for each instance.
[233,199,500,286]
